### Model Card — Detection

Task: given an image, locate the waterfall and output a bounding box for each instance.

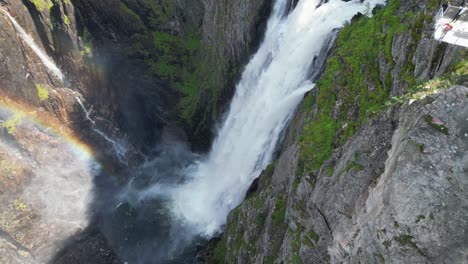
[169,0,385,236]
[0,8,64,81]
[76,97,96,125]
[75,96,128,164]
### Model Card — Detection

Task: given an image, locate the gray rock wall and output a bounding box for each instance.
[210,0,468,263]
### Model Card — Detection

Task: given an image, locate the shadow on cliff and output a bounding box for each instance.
[71,0,180,151]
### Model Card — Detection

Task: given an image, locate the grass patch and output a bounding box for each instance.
[415,214,426,223]
[36,84,49,101]
[345,160,365,172]
[307,229,320,244]
[142,0,176,26]
[63,14,70,26]
[298,0,410,173]
[424,115,449,135]
[80,28,93,58]
[271,196,287,225]
[383,240,391,249]
[394,234,424,255]
[207,238,226,264]
[1,113,24,135]
[386,60,468,106]
[29,0,53,12]
[146,31,202,121]
[30,0,45,11]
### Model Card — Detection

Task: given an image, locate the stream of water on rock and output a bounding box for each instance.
[1,8,64,81]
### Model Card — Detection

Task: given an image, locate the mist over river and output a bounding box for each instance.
[94,0,386,262]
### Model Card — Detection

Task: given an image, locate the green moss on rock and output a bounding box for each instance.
[297,0,425,175]
[424,115,449,135]
[35,84,49,101]
[271,196,287,225]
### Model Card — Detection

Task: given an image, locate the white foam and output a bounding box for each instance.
[170,0,386,236]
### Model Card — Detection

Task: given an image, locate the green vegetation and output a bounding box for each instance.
[307,229,320,244]
[394,234,424,255]
[298,0,410,174]
[383,240,391,249]
[29,0,53,12]
[119,3,144,27]
[294,0,464,178]
[271,196,287,225]
[415,214,426,223]
[14,198,28,211]
[345,160,365,173]
[147,31,202,120]
[424,115,449,135]
[35,84,49,101]
[290,227,303,264]
[324,164,335,177]
[80,28,93,58]
[210,1,467,262]
[208,238,227,263]
[0,160,16,178]
[1,113,24,135]
[142,0,176,26]
[386,60,468,105]
[63,14,70,26]
[263,163,276,178]
[30,0,45,11]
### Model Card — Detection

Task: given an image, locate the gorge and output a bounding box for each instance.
[0,0,467,264]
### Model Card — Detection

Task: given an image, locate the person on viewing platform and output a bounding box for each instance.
[442,2,449,11]
[452,5,467,22]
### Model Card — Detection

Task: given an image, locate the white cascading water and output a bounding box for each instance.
[0,8,64,81]
[75,96,128,163]
[170,0,385,236]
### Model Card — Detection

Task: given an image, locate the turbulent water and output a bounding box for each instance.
[169,0,386,237]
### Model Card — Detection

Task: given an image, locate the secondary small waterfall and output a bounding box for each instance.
[169,0,385,236]
[75,97,128,164]
[0,8,64,81]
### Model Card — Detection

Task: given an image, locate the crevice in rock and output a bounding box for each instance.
[317,207,333,238]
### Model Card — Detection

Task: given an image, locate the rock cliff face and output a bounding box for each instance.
[1,0,467,263]
[0,0,273,263]
[67,0,273,150]
[1,0,272,151]
[208,0,468,263]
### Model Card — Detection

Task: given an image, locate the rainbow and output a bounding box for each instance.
[0,96,98,166]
